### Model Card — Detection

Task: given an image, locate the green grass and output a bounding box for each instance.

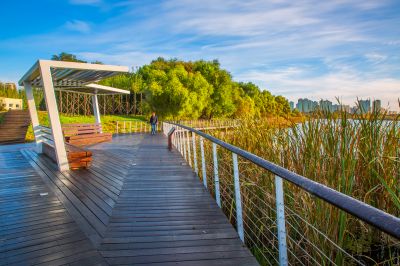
[25,111,147,141]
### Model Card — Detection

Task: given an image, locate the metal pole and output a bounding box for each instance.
[130,121,132,133]
[183,130,187,160]
[275,175,288,266]
[200,137,207,188]
[179,129,183,155]
[174,126,177,147]
[177,129,181,152]
[186,130,192,166]
[124,121,126,133]
[92,94,101,130]
[232,153,244,242]
[192,133,198,175]
[116,121,119,134]
[213,143,221,207]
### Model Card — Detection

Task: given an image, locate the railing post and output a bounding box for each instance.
[192,133,198,176]
[183,130,187,160]
[275,175,288,266]
[123,121,126,133]
[232,153,244,242]
[173,127,177,147]
[186,130,192,166]
[177,128,180,152]
[167,127,175,151]
[179,129,184,155]
[130,121,132,133]
[212,143,221,208]
[200,137,207,188]
[116,121,119,134]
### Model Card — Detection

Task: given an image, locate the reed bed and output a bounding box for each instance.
[193,107,399,265]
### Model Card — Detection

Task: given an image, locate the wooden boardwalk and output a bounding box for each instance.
[0,145,106,265]
[0,134,258,265]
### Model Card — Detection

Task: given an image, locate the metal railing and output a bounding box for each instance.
[116,119,238,134]
[116,120,160,134]
[175,119,240,130]
[163,122,400,266]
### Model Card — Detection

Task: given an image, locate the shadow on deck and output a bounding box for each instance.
[0,134,258,265]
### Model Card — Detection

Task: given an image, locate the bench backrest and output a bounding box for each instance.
[62,123,103,137]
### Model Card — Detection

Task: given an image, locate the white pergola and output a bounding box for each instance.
[19,60,129,171]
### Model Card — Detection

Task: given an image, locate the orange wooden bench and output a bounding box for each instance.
[42,142,92,169]
[62,123,112,146]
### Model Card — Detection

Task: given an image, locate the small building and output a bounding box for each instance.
[0,97,23,110]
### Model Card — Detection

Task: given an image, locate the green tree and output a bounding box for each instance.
[51,52,87,63]
[99,57,294,119]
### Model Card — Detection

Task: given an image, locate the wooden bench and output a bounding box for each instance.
[62,123,112,146]
[42,142,92,169]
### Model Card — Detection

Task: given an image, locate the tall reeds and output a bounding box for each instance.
[200,104,399,265]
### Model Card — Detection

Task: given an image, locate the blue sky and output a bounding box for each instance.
[1,0,399,110]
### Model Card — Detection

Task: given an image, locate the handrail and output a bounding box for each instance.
[166,121,400,240]
[174,119,240,130]
[116,120,160,134]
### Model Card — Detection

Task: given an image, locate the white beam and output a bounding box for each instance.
[19,60,129,86]
[39,61,69,171]
[92,94,101,129]
[24,81,42,153]
[85,83,130,95]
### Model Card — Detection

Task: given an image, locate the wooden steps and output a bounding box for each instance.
[0,110,31,144]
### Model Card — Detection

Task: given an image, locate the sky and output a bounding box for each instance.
[0,0,399,110]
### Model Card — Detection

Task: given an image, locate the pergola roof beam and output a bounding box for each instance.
[19,59,130,171]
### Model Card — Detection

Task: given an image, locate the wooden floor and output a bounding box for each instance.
[0,134,258,266]
[0,145,106,265]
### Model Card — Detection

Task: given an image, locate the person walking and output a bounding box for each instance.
[149,112,158,135]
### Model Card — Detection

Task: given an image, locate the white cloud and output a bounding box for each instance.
[237,68,400,111]
[65,20,91,33]
[365,53,388,64]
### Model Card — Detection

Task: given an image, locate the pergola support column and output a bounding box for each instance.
[24,82,43,153]
[39,61,69,171]
[92,94,102,132]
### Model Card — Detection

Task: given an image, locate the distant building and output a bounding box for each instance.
[372,100,381,112]
[358,99,371,114]
[339,104,351,113]
[289,101,295,111]
[319,100,333,112]
[296,98,318,113]
[0,97,23,110]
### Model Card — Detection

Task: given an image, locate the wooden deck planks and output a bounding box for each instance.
[95,134,258,266]
[1,134,259,265]
[0,148,106,266]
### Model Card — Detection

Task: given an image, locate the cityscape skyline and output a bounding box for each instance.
[290,98,398,114]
